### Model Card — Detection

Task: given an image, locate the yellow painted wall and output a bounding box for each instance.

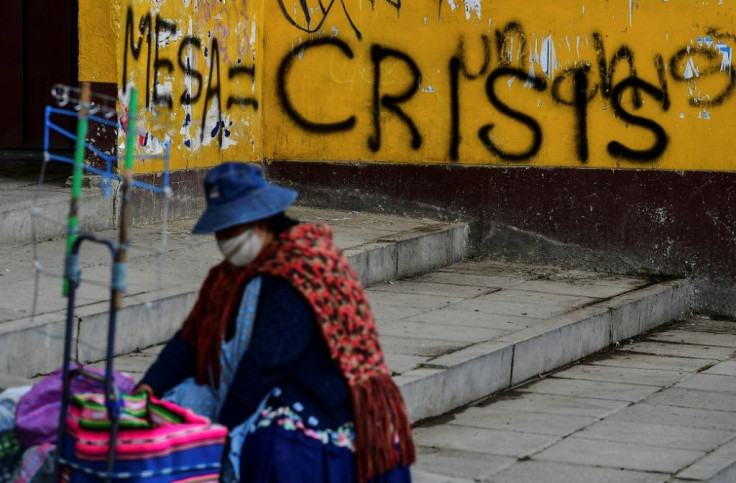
[80,1,736,172]
[78,0,118,84]
[79,0,262,172]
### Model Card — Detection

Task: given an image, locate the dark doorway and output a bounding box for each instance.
[0,0,78,150]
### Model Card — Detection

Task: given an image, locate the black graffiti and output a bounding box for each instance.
[153,17,176,109]
[122,7,258,146]
[227,66,258,110]
[277,0,360,39]
[277,26,736,164]
[655,54,671,111]
[551,64,598,163]
[449,35,492,160]
[369,45,423,152]
[177,37,203,105]
[202,39,223,147]
[121,8,152,106]
[669,46,736,107]
[608,77,669,161]
[276,37,356,133]
[277,0,401,40]
[478,67,547,161]
[495,22,528,68]
[593,32,642,108]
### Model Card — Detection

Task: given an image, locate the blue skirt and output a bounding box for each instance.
[240,423,412,483]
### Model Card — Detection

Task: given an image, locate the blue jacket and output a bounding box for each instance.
[140,275,353,430]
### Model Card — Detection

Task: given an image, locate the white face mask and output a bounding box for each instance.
[217,228,264,267]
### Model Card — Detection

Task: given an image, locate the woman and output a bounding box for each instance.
[137,163,414,482]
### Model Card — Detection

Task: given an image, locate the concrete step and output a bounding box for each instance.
[388,266,693,423]
[0,160,115,249]
[101,260,693,426]
[0,206,468,378]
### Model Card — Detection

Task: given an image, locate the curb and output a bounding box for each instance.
[0,222,468,378]
[0,188,114,249]
[397,279,694,424]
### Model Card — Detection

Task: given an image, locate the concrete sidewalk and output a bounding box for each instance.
[412,315,736,483]
[0,205,468,378]
[88,258,690,427]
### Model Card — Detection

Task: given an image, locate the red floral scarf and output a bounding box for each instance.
[181,223,415,480]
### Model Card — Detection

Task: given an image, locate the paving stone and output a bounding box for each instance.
[378,335,469,358]
[401,309,541,331]
[589,352,718,373]
[385,352,428,375]
[376,319,509,344]
[446,297,566,320]
[673,373,736,393]
[534,435,704,473]
[616,341,735,360]
[607,403,736,431]
[413,424,558,458]
[553,363,688,387]
[410,468,473,483]
[519,377,662,402]
[449,406,597,436]
[671,317,736,334]
[370,280,494,299]
[414,271,527,289]
[576,420,733,452]
[490,460,668,483]
[703,360,736,377]
[437,261,539,277]
[370,303,427,321]
[478,289,598,308]
[512,278,647,299]
[366,290,464,310]
[544,269,645,285]
[415,447,516,481]
[674,436,736,482]
[644,387,736,412]
[476,392,629,418]
[647,330,736,348]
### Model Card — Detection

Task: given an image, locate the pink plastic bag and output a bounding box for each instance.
[15,365,135,449]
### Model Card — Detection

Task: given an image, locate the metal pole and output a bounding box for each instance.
[104,289,121,481]
[62,82,91,296]
[114,88,138,311]
[54,237,82,481]
[104,87,138,479]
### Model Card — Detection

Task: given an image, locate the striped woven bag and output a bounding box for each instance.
[59,392,227,482]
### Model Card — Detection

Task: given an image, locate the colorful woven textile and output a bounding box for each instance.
[59,393,226,482]
[15,366,135,449]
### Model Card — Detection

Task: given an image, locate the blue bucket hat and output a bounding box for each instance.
[192,162,298,234]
